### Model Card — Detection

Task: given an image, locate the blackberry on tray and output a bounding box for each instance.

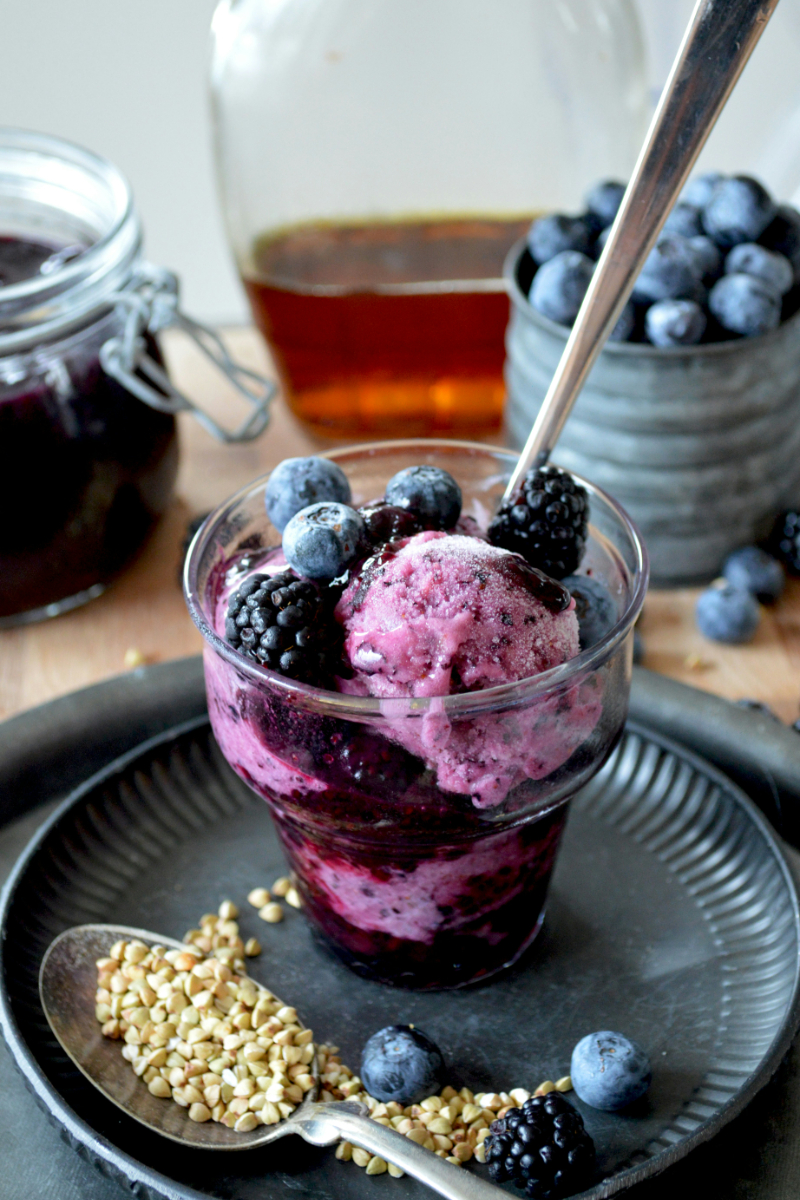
[484,1092,596,1198]
[224,570,341,685]
[488,465,588,579]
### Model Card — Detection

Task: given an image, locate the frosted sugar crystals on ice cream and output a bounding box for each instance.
[336,531,598,806]
[336,532,579,699]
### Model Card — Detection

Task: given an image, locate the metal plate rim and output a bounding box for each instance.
[2,713,800,1200]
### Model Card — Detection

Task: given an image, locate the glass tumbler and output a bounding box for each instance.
[185,441,648,989]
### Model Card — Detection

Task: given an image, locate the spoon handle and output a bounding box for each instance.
[504,0,780,499]
[300,1103,505,1200]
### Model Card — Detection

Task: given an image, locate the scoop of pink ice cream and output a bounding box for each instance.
[335,532,599,806]
[336,531,579,699]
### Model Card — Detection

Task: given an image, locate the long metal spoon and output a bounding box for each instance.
[504,0,781,499]
[40,924,505,1200]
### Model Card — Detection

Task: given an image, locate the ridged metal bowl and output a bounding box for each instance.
[503,239,800,587]
[1,715,799,1200]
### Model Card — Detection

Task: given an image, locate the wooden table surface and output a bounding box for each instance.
[2,326,800,725]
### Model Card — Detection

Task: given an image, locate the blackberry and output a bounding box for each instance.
[484,1093,595,1198]
[488,466,588,579]
[224,570,341,685]
[359,501,423,548]
[768,511,800,574]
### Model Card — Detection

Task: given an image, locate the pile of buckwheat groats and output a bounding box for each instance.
[94,886,573,1178]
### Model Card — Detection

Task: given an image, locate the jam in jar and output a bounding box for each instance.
[0,130,272,625]
[0,261,178,621]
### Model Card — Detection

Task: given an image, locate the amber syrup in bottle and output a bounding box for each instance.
[243,216,533,439]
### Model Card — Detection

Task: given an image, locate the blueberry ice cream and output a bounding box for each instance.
[197,456,623,988]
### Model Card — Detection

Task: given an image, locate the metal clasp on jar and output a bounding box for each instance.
[100,263,274,443]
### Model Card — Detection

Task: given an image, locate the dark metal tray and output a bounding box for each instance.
[3,662,800,1200]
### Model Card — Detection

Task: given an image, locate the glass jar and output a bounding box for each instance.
[185,441,648,989]
[210,0,648,441]
[0,129,274,626]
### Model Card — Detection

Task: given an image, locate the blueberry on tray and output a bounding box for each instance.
[570,1031,651,1111]
[360,1025,445,1106]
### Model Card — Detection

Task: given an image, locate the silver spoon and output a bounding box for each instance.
[504,0,781,500]
[40,924,505,1200]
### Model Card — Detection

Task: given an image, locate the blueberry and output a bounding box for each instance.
[360,1025,445,1105]
[594,224,611,257]
[702,175,777,248]
[282,502,365,579]
[709,273,782,337]
[527,214,592,265]
[571,1031,651,1111]
[563,575,617,649]
[633,234,704,304]
[681,170,726,210]
[645,298,706,347]
[586,180,626,228]
[530,250,594,325]
[265,456,351,534]
[687,234,722,282]
[608,299,636,343]
[580,207,605,239]
[695,582,760,643]
[385,465,462,529]
[663,202,703,239]
[725,242,794,296]
[760,204,800,285]
[722,546,785,604]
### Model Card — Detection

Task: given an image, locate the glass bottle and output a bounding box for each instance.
[211,0,648,440]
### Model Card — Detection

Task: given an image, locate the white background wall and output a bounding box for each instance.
[3,1,800,325]
[0,0,247,325]
[636,0,800,202]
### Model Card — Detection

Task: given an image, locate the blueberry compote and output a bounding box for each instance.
[0,235,177,621]
[204,548,572,991]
